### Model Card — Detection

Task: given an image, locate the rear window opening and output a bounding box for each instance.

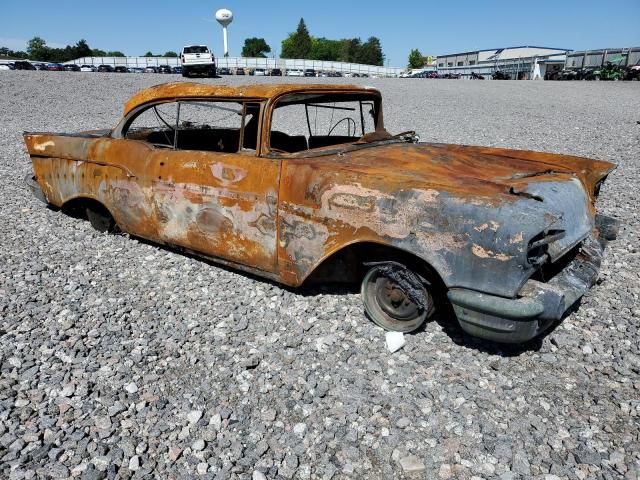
[183,46,209,54]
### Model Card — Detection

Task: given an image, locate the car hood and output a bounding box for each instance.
[340,142,615,203]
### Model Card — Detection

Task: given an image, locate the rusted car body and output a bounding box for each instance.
[24,82,619,343]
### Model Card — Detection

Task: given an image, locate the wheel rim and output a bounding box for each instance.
[361,265,432,332]
[376,277,420,320]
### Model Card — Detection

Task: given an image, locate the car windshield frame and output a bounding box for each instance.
[264,90,384,157]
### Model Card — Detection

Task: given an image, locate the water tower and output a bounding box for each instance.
[215,8,233,57]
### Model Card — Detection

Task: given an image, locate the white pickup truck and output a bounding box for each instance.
[180,45,216,78]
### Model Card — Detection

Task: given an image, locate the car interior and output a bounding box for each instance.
[124,93,381,154]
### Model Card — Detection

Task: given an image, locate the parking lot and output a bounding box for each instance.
[1,72,638,479]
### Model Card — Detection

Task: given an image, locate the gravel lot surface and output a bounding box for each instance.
[1,72,639,480]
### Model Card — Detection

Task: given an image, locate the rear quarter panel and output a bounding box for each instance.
[24,133,161,239]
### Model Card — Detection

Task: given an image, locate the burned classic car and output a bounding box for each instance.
[24,82,619,343]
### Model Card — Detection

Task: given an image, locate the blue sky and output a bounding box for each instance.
[2,0,639,66]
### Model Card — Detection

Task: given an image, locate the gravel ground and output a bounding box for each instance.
[1,72,639,480]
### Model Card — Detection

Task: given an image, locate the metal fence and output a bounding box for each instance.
[68,56,403,77]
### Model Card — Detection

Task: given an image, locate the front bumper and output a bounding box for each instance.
[447,214,620,343]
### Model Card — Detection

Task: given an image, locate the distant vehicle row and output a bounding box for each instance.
[545,63,640,81]
[0,62,375,77]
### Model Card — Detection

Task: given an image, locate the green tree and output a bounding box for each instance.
[163,51,178,57]
[91,48,107,56]
[143,51,155,57]
[241,38,271,58]
[107,51,125,57]
[357,37,384,66]
[281,18,311,58]
[27,37,50,60]
[0,47,28,59]
[338,38,361,63]
[408,48,424,69]
[309,37,341,61]
[74,39,92,58]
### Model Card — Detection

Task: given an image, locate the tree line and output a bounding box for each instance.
[2,21,386,67]
[241,18,385,66]
[0,37,180,62]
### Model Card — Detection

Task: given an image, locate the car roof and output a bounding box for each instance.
[123,82,380,116]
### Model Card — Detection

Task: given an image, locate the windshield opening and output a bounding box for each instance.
[269,93,384,154]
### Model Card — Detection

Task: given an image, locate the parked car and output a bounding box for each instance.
[286,69,303,77]
[80,65,97,72]
[181,44,216,77]
[235,68,245,75]
[253,68,266,76]
[33,63,47,71]
[47,63,64,71]
[172,66,182,74]
[113,66,127,73]
[158,65,173,74]
[217,67,231,75]
[470,72,484,80]
[129,67,144,74]
[270,68,282,76]
[0,63,14,70]
[144,66,158,73]
[23,82,619,344]
[97,64,114,73]
[14,61,36,70]
[63,64,81,72]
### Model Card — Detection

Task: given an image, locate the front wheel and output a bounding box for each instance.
[361,263,434,333]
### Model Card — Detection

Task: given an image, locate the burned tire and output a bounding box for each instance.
[85,204,115,233]
[361,263,434,333]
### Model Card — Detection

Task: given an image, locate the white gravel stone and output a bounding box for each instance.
[187,410,203,424]
[128,455,140,471]
[293,423,307,437]
[124,382,138,393]
[399,455,426,474]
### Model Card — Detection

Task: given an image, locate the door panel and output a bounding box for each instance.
[151,150,281,272]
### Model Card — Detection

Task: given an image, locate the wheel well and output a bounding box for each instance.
[61,197,114,222]
[302,242,445,291]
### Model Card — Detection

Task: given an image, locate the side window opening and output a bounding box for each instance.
[175,101,242,153]
[270,94,379,153]
[124,101,260,154]
[125,103,178,148]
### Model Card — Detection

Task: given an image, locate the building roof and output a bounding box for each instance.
[436,45,571,57]
[124,82,379,116]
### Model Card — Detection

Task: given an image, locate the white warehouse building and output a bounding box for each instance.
[434,45,570,79]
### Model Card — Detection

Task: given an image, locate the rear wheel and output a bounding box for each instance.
[361,263,434,332]
[85,204,115,233]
